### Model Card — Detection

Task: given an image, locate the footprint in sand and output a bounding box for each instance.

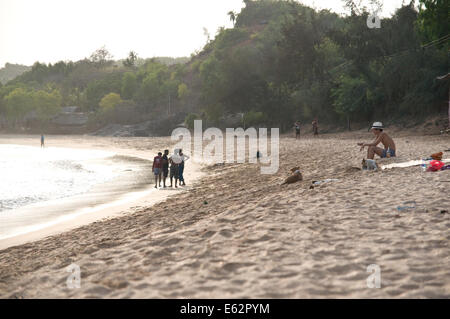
[222,262,254,272]
[161,238,182,246]
[84,285,112,296]
[219,229,233,238]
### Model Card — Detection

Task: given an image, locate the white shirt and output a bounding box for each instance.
[180,154,190,162]
[170,154,182,165]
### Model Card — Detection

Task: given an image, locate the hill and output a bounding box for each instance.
[0,0,448,134]
[0,63,31,84]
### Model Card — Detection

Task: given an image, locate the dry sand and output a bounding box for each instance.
[0,132,449,298]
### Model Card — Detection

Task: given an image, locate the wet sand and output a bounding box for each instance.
[0,135,205,249]
[0,132,449,298]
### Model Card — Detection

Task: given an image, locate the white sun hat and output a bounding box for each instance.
[371,122,384,129]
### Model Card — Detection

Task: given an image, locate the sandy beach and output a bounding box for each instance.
[0,135,204,248]
[0,132,449,298]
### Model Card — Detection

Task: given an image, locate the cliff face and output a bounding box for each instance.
[51,112,89,126]
[91,112,187,137]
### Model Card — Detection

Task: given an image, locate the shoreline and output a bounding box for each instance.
[0,135,206,250]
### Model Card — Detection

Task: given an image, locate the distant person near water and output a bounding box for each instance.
[169,149,182,188]
[294,121,301,139]
[161,149,169,188]
[178,149,190,186]
[312,119,319,137]
[358,122,396,159]
[40,134,45,148]
[152,152,163,189]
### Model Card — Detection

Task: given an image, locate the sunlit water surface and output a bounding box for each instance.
[0,144,151,240]
[0,144,121,212]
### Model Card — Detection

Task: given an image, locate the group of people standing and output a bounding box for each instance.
[294,119,319,139]
[152,149,190,189]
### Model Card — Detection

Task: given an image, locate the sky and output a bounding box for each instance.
[0,0,409,68]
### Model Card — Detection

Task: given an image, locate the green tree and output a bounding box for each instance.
[331,75,371,130]
[99,92,123,111]
[184,113,200,129]
[123,51,138,68]
[86,73,122,110]
[32,89,62,122]
[228,11,236,26]
[89,46,113,67]
[417,0,450,46]
[4,88,32,125]
[243,110,265,127]
[121,72,138,100]
[178,83,189,100]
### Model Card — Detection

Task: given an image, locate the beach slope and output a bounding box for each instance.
[0,133,449,298]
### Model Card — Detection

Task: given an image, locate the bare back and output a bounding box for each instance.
[376,132,396,151]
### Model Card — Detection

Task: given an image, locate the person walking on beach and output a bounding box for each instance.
[358,122,396,159]
[178,149,190,186]
[312,119,319,137]
[294,121,301,139]
[161,149,169,188]
[40,134,45,148]
[169,149,182,188]
[152,152,163,188]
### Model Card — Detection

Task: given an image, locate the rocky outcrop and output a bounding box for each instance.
[51,106,88,126]
[91,112,187,137]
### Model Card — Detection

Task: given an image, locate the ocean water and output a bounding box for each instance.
[0,144,152,240]
[0,144,121,212]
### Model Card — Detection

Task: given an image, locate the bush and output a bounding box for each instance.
[243,111,266,127]
[184,113,200,129]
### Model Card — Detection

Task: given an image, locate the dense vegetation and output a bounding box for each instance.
[0,0,448,133]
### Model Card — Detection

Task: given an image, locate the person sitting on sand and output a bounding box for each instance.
[178,149,190,186]
[169,149,182,188]
[358,122,396,159]
[152,152,163,188]
[161,149,169,188]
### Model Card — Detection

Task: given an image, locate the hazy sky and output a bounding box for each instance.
[0,0,408,67]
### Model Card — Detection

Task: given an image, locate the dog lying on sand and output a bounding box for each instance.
[431,152,443,161]
[281,167,303,185]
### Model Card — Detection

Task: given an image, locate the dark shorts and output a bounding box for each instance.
[381,149,396,158]
[162,167,169,177]
[170,165,179,178]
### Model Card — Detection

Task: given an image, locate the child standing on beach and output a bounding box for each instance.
[152,152,163,188]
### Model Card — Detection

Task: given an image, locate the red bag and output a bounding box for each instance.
[430,160,445,170]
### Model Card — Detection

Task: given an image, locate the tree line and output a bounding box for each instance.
[0,0,448,132]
